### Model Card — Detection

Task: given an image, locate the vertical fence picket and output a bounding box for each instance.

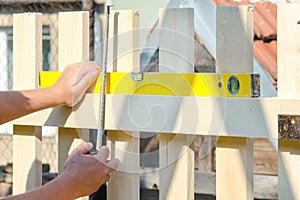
[11,4,300,200]
[158,8,195,200]
[58,11,90,200]
[278,3,300,199]
[12,13,43,195]
[106,9,140,200]
[215,5,254,200]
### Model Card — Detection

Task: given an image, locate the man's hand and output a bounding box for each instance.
[0,62,100,125]
[3,142,118,200]
[52,62,100,106]
[60,142,118,198]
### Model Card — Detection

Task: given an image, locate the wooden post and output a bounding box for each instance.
[12,13,43,194]
[158,8,195,200]
[277,3,300,199]
[106,10,140,200]
[215,5,254,200]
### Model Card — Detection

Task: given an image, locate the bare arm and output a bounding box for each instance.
[0,62,100,124]
[4,142,118,200]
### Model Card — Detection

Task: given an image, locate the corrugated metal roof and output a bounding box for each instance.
[213,0,278,80]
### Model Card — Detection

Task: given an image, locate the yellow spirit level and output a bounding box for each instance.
[40,72,260,98]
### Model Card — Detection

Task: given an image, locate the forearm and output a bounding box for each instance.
[0,87,62,124]
[0,62,100,125]
[3,143,117,200]
[4,175,76,200]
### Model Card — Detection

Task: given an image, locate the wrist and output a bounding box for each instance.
[46,86,67,106]
[53,173,79,200]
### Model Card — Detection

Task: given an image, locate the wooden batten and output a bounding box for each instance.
[12,94,299,139]
[12,13,43,195]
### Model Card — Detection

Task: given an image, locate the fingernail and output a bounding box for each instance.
[91,70,99,77]
[84,142,93,149]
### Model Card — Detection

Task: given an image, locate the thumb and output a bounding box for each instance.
[72,142,93,155]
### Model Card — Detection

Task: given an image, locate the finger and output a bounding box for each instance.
[104,174,110,182]
[105,159,118,172]
[75,69,100,96]
[71,142,93,155]
[76,62,100,83]
[86,77,98,93]
[94,146,110,163]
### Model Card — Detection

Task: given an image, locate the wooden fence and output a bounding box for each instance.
[10,3,300,200]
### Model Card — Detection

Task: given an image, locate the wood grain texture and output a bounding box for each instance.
[158,8,194,200]
[194,172,277,199]
[13,13,42,90]
[11,95,300,139]
[277,3,300,99]
[278,3,300,199]
[216,5,254,73]
[58,11,89,69]
[57,11,89,155]
[278,140,300,199]
[107,10,140,73]
[58,11,90,200]
[215,5,254,200]
[159,134,194,200]
[159,8,194,73]
[253,139,277,175]
[12,13,42,195]
[216,137,253,200]
[106,9,140,200]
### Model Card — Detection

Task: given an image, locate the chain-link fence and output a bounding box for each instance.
[0,133,59,197]
[0,1,103,196]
